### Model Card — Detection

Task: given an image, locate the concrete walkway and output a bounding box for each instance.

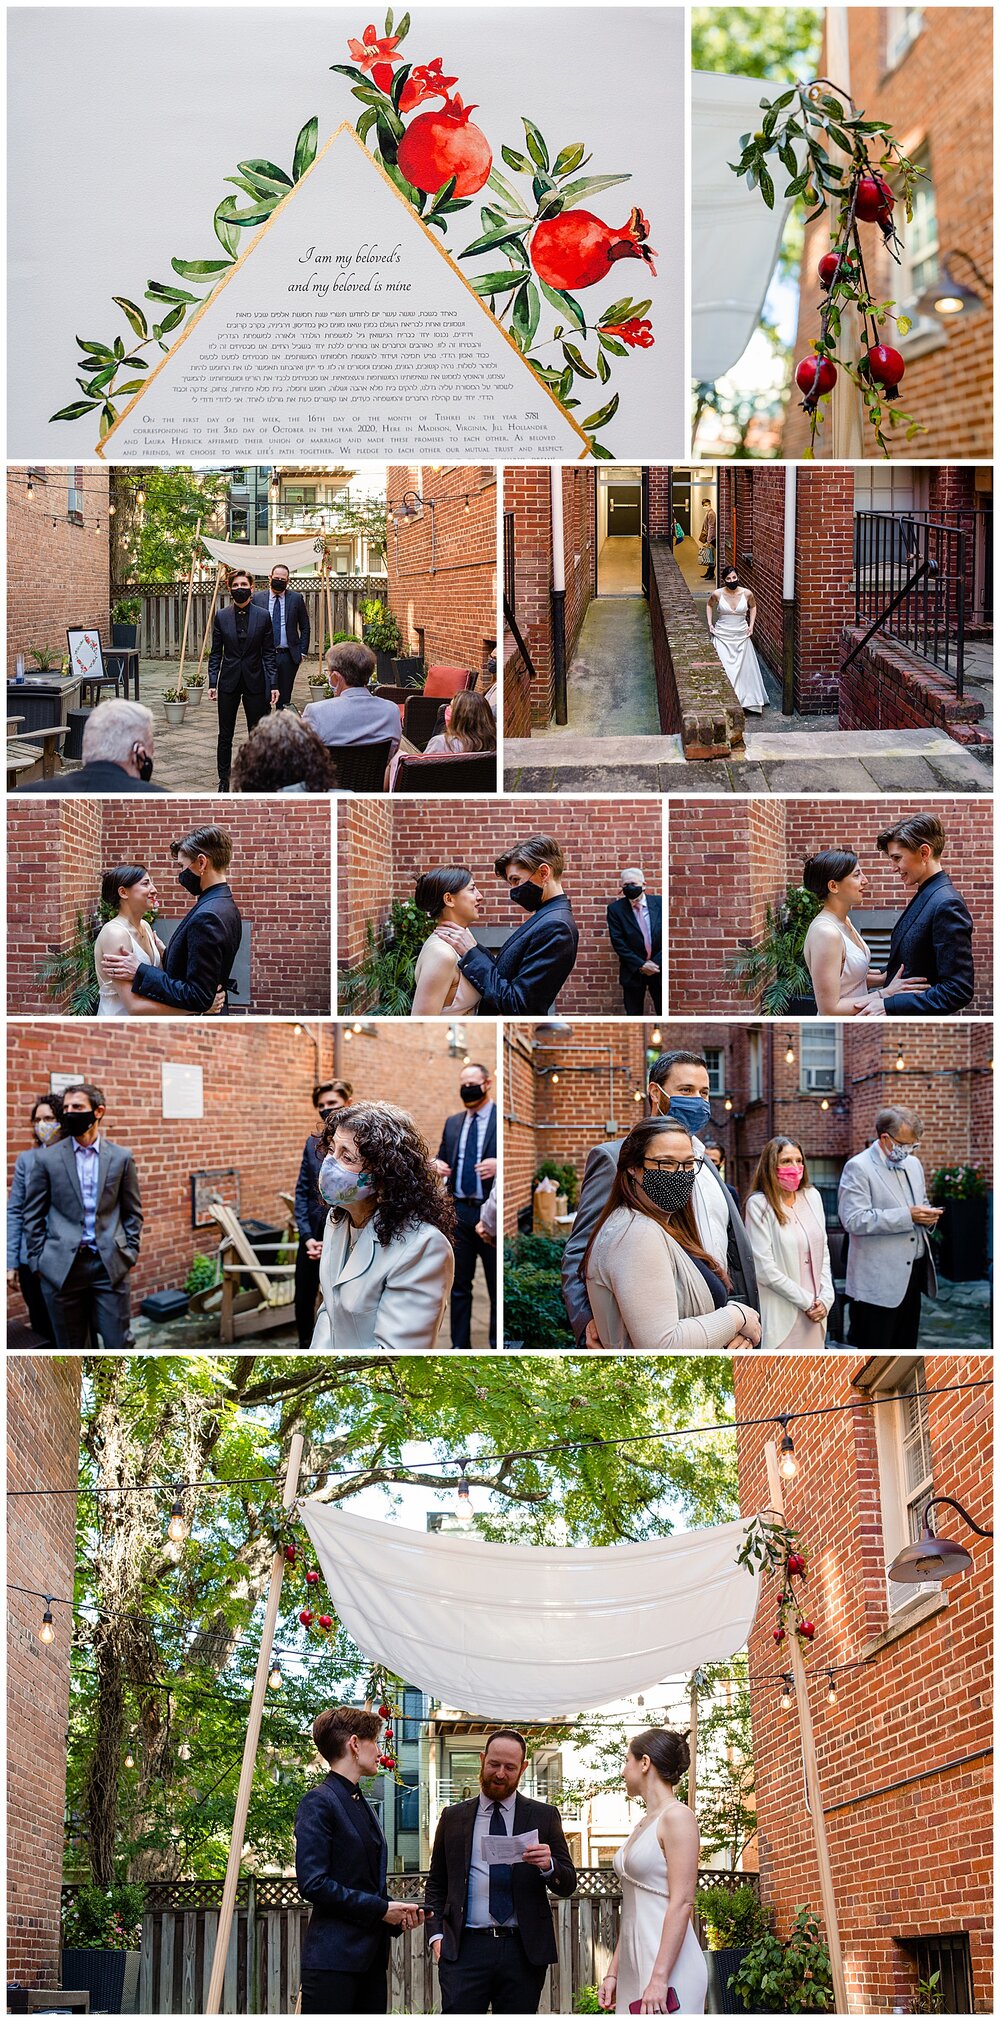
[504,724,994,794]
[556,597,659,736]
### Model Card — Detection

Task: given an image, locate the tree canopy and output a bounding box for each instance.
[691,8,823,84]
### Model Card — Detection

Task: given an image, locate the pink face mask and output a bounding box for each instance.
[776,1165,804,1191]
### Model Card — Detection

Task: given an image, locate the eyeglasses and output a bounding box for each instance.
[643,1157,704,1176]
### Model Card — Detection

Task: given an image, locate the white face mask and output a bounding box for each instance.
[35,1117,60,1144]
[319,1154,374,1207]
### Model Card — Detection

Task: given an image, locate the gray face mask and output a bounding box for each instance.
[882,1138,911,1168]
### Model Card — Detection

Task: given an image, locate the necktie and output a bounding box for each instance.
[460,1115,480,1199]
[487,1802,514,1924]
[634,900,651,956]
[273,594,284,649]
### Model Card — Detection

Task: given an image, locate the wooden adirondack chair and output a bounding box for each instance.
[207,1200,297,1344]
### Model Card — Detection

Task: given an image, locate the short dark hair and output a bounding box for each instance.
[629,1727,690,1783]
[171,826,233,871]
[313,1080,353,1108]
[802,849,859,901]
[229,568,253,587]
[876,813,946,857]
[483,1728,527,1760]
[463,1062,491,1081]
[101,864,147,911]
[648,1049,708,1089]
[495,834,564,879]
[327,641,376,688]
[270,561,290,578]
[312,1706,382,1763]
[63,1082,105,1114]
[414,865,473,919]
[31,1092,63,1125]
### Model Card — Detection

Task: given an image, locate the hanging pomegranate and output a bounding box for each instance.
[298,1609,314,1627]
[854,173,895,223]
[530,206,657,290]
[786,1552,807,1577]
[773,1625,786,1645]
[317,1614,333,1631]
[397,96,493,197]
[797,1619,817,1641]
[794,353,837,398]
[283,1544,297,1563]
[817,250,857,289]
[864,344,906,392]
[305,1568,320,1585]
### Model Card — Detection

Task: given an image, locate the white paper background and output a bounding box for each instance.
[8,6,686,460]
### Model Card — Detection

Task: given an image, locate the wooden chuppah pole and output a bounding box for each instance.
[177,518,202,690]
[195,565,225,685]
[205,1433,304,2015]
[324,552,334,661]
[688,1672,700,1929]
[764,1441,848,2015]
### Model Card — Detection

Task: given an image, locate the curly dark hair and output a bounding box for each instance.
[321,1100,454,1247]
[231,713,338,794]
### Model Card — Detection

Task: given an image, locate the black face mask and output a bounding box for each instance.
[231,586,252,606]
[178,868,202,898]
[62,1110,95,1138]
[641,1168,697,1213]
[622,883,644,901]
[132,743,154,783]
[509,878,544,913]
[723,579,739,592]
[317,1106,337,1123]
[460,1083,485,1105]
[270,578,286,594]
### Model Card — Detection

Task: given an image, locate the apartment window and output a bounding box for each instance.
[804,1155,844,1228]
[896,1933,973,2014]
[400,1689,423,1743]
[902,149,939,303]
[284,486,317,506]
[229,507,249,541]
[534,1752,563,1805]
[871,1357,937,1612]
[394,1773,419,1835]
[885,8,923,72]
[748,1032,762,1103]
[799,1025,843,1094]
[255,498,270,535]
[230,467,247,486]
[853,468,917,517]
[67,467,84,524]
[704,1048,725,1098]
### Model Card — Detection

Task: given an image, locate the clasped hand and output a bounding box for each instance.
[383,1901,424,1930]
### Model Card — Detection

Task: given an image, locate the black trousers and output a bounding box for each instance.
[295,1239,322,1349]
[274,647,297,709]
[622,973,662,1016]
[300,1962,387,2014]
[451,1201,497,1350]
[18,1263,55,1344]
[44,1246,130,1353]
[848,1256,925,1354]
[439,1929,547,2015]
[216,680,270,787]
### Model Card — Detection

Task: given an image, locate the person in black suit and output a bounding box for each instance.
[17,698,164,793]
[606,867,663,1015]
[425,1728,577,2015]
[208,568,278,790]
[294,1078,353,1347]
[433,1062,498,1350]
[877,812,975,1015]
[440,835,579,1016]
[253,560,311,710]
[295,1705,423,2015]
[103,825,243,1014]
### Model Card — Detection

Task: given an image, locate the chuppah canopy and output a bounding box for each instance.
[691,71,795,382]
[200,533,326,573]
[301,1501,761,1720]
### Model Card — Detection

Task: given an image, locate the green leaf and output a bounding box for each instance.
[561,340,597,379]
[114,379,147,396]
[396,10,410,38]
[145,280,199,303]
[596,346,611,383]
[771,87,797,111]
[600,295,634,324]
[158,304,186,335]
[471,268,530,295]
[74,337,115,358]
[512,280,540,349]
[559,171,631,203]
[357,108,377,142]
[171,257,233,279]
[522,118,550,171]
[538,279,586,334]
[389,62,411,111]
[557,365,573,402]
[293,117,319,181]
[239,157,293,188]
[214,203,242,257]
[99,404,117,438]
[487,168,532,216]
[50,399,100,421]
[590,440,615,458]
[111,297,148,341]
[537,193,565,221]
[459,222,529,258]
[553,143,588,178]
[214,198,278,227]
[758,164,775,209]
[329,63,372,85]
[581,392,620,431]
[426,175,458,219]
[501,145,533,174]
[83,365,118,394]
[597,331,628,356]
[385,6,393,31]
[820,94,845,118]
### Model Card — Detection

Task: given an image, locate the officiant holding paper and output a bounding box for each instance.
[424,1727,577,2014]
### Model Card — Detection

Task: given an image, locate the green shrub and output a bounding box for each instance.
[62,1882,146,1950]
[730,1906,834,2012]
[533,1159,580,1211]
[185,1253,218,1296]
[503,1234,574,1350]
[930,1164,988,1200]
[574,1988,601,2014]
[339,899,433,1014]
[695,1881,770,1950]
[361,598,403,655]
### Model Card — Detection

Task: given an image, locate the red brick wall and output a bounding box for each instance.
[7,1357,82,1986]
[668,798,992,1015]
[336,798,394,979]
[501,466,596,727]
[385,465,496,675]
[734,1355,993,2012]
[7,801,333,1016]
[720,467,862,711]
[338,799,663,1014]
[560,464,597,673]
[7,466,110,674]
[502,1019,651,1228]
[783,12,993,459]
[6,1023,493,1319]
[647,467,672,538]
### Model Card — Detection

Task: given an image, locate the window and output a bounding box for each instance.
[400,1689,423,1743]
[256,498,270,535]
[853,468,917,517]
[896,1933,973,2014]
[871,1357,938,1613]
[902,149,939,303]
[229,506,249,541]
[67,467,84,524]
[284,486,317,506]
[799,1025,843,1094]
[394,1773,419,1835]
[747,1032,762,1103]
[805,1155,845,1228]
[534,1752,563,1805]
[885,8,923,72]
[704,1048,725,1097]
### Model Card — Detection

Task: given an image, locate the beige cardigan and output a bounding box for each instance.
[584,1206,755,1352]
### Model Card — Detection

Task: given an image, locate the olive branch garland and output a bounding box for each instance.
[50,117,320,434]
[730,78,927,456]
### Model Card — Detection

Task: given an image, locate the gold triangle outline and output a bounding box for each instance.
[97,119,591,459]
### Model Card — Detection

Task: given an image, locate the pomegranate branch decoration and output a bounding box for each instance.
[730,78,925,455]
[738,1514,818,1654]
[334,12,657,456]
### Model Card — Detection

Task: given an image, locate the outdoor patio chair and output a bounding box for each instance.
[391,750,497,793]
[204,1201,297,1344]
[423,665,478,698]
[401,693,446,749]
[330,737,395,792]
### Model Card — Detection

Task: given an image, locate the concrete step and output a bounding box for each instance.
[503,725,993,794]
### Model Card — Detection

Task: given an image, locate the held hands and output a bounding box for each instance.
[597,1973,618,2011]
[305,1238,324,1260]
[383,1901,424,1930]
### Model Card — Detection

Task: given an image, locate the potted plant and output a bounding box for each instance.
[533,1159,580,1214]
[111,596,141,649]
[361,597,424,686]
[929,1164,989,1283]
[184,669,206,705]
[28,645,58,672]
[695,1882,771,2016]
[38,907,101,1015]
[62,1882,145,2015]
[726,886,820,1017]
[729,1905,834,2014]
[339,899,434,1014]
[162,683,188,725]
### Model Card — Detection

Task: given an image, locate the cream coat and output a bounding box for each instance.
[309,1210,454,1352]
[585,1206,757,1352]
[745,1187,834,1349]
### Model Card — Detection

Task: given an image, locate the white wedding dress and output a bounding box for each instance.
[803,914,885,1016]
[710,590,769,710]
[95,921,161,1017]
[613,1816,708,2014]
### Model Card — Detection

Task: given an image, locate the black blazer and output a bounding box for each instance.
[424,1794,576,1967]
[295,1773,394,1974]
[294,1132,327,1242]
[253,587,311,667]
[606,893,663,985]
[132,884,243,1014]
[18,759,166,794]
[882,871,975,1015]
[458,896,579,1016]
[208,602,277,694]
[437,1104,498,1197]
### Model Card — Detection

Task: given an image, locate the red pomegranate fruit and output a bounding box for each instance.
[530,206,657,290]
[786,1552,807,1577]
[797,1619,817,1640]
[794,353,837,398]
[773,1625,786,1645]
[817,250,856,288]
[305,1568,319,1585]
[397,96,493,197]
[854,173,895,222]
[283,1544,297,1562]
[298,1609,313,1627]
[865,343,905,389]
[317,1614,333,1630]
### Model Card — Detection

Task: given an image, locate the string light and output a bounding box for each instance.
[651,1028,662,1047]
[724,1097,733,1112]
[780,1674,793,1710]
[167,1490,188,1543]
[39,1598,55,1644]
[777,1415,798,1481]
[267,1660,283,1691]
[785,1043,795,1065]
[178,1740,192,1762]
[456,1459,474,1524]
[124,1749,135,1769]
[895,1048,905,1072]
[551,1071,560,1084]
[826,1670,838,1707]
[26,474,34,499]
[135,485,146,508]
[820,1098,830,1111]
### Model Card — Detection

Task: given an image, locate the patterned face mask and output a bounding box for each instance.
[641,1168,697,1213]
[318,1154,374,1207]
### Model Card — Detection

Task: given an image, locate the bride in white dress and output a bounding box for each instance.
[599,1729,707,2016]
[410,866,484,1017]
[708,568,769,712]
[93,865,225,1018]
[802,849,927,1018]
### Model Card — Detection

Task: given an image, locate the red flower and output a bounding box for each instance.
[348,23,402,93]
[399,57,459,115]
[604,316,654,349]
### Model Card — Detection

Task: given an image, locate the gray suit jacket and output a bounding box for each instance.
[22,1136,143,1290]
[562,1135,759,1342]
[837,1143,937,1308]
[302,690,402,753]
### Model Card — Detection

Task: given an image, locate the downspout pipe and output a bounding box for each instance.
[550,465,568,725]
[781,462,796,715]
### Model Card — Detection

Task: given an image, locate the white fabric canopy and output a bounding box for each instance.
[201,533,325,573]
[692,71,795,381]
[300,1501,760,1720]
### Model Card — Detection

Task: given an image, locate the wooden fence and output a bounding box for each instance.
[137,578,385,661]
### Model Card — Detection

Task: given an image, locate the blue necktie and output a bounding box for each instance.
[272,594,284,649]
[460,1116,479,1200]
[488,1802,514,1924]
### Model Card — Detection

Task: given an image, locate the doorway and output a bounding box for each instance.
[670,466,718,601]
[596,465,643,595]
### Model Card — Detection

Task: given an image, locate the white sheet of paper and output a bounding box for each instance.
[481,1828,539,1865]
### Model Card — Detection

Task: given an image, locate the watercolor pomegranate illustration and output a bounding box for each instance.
[530,206,657,291]
[397,96,493,197]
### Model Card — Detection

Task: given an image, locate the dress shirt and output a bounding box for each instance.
[692,1135,731,1270]
[73,1135,101,1245]
[455,1101,495,1201]
[631,894,652,957]
[235,603,249,640]
[270,590,287,649]
[466,1791,519,1928]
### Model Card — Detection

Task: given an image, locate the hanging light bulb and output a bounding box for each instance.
[26,473,34,499]
[39,1598,55,1645]
[826,1670,837,1707]
[651,1027,662,1047]
[779,1675,793,1711]
[724,1096,733,1113]
[785,1043,795,1065]
[108,500,116,516]
[135,485,146,508]
[820,1098,829,1111]
[633,1087,643,1102]
[167,1490,188,1543]
[777,1416,797,1480]
[456,1459,474,1524]
[267,1659,283,1691]
[124,1749,135,1769]
[178,1740,192,1762]
[895,1048,905,1072]
[550,1071,560,1084]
